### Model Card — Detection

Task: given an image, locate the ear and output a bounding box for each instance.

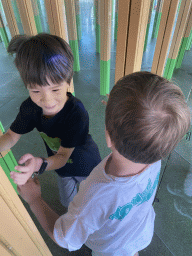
[105,129,112,148]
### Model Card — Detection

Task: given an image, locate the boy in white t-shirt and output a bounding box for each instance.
[18,71,190,256]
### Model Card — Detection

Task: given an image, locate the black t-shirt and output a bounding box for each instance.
[10,93,101,177]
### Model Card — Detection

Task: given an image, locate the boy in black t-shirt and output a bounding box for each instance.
[0,33,101,207]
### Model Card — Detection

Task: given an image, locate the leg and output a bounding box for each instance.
[57,176,86,208]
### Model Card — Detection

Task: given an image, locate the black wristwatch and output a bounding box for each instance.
[31,157,48,178]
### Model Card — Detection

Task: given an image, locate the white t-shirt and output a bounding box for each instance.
[53,154,161,256]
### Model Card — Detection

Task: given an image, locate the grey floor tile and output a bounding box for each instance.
[0,96,28,130]
[139,233,173,256]
[154,151,192,256]
[0,76,28,96]
[171,69,192,100]
[174,125,192,165]
[0,96,14,108]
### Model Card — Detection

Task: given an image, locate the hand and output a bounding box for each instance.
[101,94,109,106]
[10,154,43,185]
[17,177,41,205]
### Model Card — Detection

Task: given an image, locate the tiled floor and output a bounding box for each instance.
[0,1,192,255]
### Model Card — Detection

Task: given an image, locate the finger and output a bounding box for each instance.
[101,100,107,106]
[18,153,33,165]
[11,172,31,185]
[14,165,31,173]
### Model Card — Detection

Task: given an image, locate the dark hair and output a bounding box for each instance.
[7,33,74,87]
[106,71,191,164]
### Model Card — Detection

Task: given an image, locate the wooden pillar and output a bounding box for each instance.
[143,0,154,52]
[100,0,112,95]
[115,0,151,83]
[175,7,192,68]
[16,0,37,35]
[151,0,164,39]
[74,0,81,40]
[65,0,80,72]
[31,0,42,33]
[44,0,74,94]
[151,0,180,77]
[1,0,19,38]
[163,0,192,79]
[95,0,100,53]
[0,14,9,48]
[0,165,53,255]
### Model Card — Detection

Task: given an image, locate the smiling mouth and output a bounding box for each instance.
[44,105,56,110]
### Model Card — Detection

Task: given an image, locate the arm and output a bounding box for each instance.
[11,146,75,185]
[17,178,60,242]
[0,129,21,152]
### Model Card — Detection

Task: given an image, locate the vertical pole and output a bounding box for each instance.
[0,14,9,48]
[0,126,18,194]
[151,0,180,77]
[163,0,192,79]
[114,0,118,40]
[16,0,37,35]
[186,28,192,50]
[125,0,151,74]
[1,0,19,37]
[175,8,192,68]
[31,0,43,33]
[100,0,112,95]
[143,0,154,52]
[95,0,100,53]
[65,0,80,72]
[151,0,164,39]
[74,0,81,40]
[44,0,74,94]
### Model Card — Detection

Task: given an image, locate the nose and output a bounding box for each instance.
[41,91,54,106]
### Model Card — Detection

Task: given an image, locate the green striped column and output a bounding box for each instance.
[32,0,42,33]
[152,11,162,38]
[69,40,80,72]
[75,0,81,40]
[100,59,110,95]
[11,0,21,23]
[0,15,9,48]
[175,37,188,69]
[186,29,192,50]
[152,0,162,39]
[163,58,177,80]
[0,122,18,194]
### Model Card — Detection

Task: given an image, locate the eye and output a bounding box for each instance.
[52,89,59,92]
[31,91,40,94]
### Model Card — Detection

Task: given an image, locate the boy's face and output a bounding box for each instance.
[27,81,70,117]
